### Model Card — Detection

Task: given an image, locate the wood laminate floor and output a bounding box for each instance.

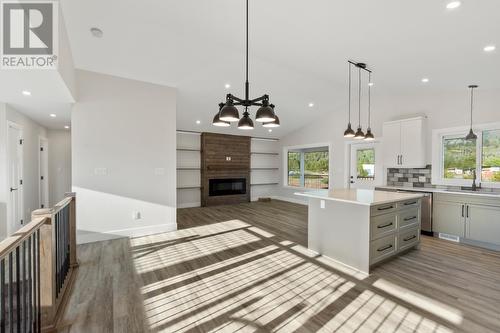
[59,200,500,333]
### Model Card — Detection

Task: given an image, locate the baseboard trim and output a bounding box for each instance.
[77,223,177,244]
[177,202,201,208]
[270,196,307,205]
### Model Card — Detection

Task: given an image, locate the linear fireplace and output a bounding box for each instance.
[209,178,247,196]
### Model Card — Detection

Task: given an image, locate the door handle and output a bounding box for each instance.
[397,155,400,165]
[461,204,464,217]
[400,155,403,165]
[10,187,18,192]
[466,205,469,218]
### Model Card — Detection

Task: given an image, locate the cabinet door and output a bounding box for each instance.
[400,118,426,167]
[382,122,401,167]
[433,201,465,237]
[467,204,500,245]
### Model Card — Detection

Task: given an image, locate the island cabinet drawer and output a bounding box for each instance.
[370,234,397,264]
[398,227,420,251]
[371,203,397,216]
[371,214,397,240]
[398,208,420,229]
[397,199,420,210]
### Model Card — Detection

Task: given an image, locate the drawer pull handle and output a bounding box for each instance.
[377,206,394,211]
[403,235,417,242]
[377,244,393,252]
[377,222,393,229]
[404,201,417,206]
[404,216,417,221]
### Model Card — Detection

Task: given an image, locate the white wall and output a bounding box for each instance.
[275,89,500,203]
[0,103,7,237]
[72,70,177,243]
[5,105,48,224]
[48,129,71,206]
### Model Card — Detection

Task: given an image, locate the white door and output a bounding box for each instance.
[382,121,401,167]
[7,123,23,234]
[39,138,49,208]
[349,142,383,189]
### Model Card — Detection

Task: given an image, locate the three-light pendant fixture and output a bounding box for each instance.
[213,0,280,130]
[344,61,374,141]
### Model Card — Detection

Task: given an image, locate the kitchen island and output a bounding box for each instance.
[295,189,424,274]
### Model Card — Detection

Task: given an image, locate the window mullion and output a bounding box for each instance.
[477,131,483,183]
[300,152,305,187]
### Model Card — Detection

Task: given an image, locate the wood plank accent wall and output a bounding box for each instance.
[201,133,251,206]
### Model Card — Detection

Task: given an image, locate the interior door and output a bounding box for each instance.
[382,122,401,167]
[349,142,383,189]
[39,138,49,208]
[8,123,23,234]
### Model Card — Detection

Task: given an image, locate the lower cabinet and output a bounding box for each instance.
[467,204,500,245]
[433,200,465,237]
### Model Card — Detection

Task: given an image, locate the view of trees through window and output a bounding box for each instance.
[482,129,500,182]
[356,149,375,179]
[443,137,476,179]
[287,149,329,189]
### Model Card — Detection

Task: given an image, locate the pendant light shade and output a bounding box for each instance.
[213,103,231,127]
[238,109,254,130]
[255,100,275,122]
[364,72,375,141]
[263,115,280,128]
[364,128,374,141]
[465,85,478,141]
[219,99,239,122]
[354,126,365,139]
[344,62,355,138]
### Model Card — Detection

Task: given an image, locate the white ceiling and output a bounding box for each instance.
[15,0,500,135]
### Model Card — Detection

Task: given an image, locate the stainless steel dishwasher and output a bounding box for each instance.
[376,188,433,235]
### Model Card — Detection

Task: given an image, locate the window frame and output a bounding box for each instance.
[432,122,500,188]
[283,143,331,190]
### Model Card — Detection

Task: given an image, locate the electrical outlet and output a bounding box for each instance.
[133,211,141,220]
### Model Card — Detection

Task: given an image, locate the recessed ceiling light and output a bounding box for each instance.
[484,45,496,52]
[446,1,461,9]
[308,102,314,107]
[196,120,201,124]
[421,78,429,83]
[22,90,31,96]
[268,129,272,133]
[368,82,374,87]
[224,83,231,89]
[90,27,103,38]
[49,113,56,118]
[64,125,70,129]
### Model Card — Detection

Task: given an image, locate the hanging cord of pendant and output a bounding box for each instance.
[368,72,371,128]
[348,62,352,124]
[358,67,362,127]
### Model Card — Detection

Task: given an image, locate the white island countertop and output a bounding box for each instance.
[295,189,424,206]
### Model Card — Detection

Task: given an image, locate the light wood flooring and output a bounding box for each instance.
[59,200,500,332]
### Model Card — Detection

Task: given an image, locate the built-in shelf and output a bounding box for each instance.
[251,152,279,155]
[251,168,279,170]
[250,183,279,186]
[177,148,200,152]
[177,167,201,170]
[177,186,201,190]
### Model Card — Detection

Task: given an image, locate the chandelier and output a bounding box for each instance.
[213,0,280,130]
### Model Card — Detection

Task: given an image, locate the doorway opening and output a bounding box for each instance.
[39,137,49,209]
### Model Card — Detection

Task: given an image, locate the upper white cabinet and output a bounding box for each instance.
[382,116,427,168]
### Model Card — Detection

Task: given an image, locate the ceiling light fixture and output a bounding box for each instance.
[263,105,280,128]
[22,90,31,96]
[90,27,103,38]
[224,83,231,89]
[49,113,56,118]
[213,103,231,127]
[308,102,314,107]
[268,129,272,132]
[465,85,478,140]
[214,0,279,129]
[64,125,70,129]
[484,45,496,52]
[421,78,429,83]
[364,71,375,141]
[446,1,461,9]
[196,120,201,124]
[368,82,374,87]
[343,62,355,138]
[354,63,366,139]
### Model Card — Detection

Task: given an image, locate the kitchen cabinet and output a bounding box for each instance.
[467,204,500,245]
[433,200,465,237]
[382,116,426,168]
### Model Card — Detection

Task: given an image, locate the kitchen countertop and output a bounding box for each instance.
[376,186,500,199]
[295,189,424,206]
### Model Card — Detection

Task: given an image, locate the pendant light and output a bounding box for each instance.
[344,62,355,137]
[214,0,279,129]
[364,72,374,141]
[354,65,365,139]
[238,107,254,130]
[213,103,231,127]
[263,105,280,128]
[465,85,478,140]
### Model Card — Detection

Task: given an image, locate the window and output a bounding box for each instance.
[443,137,476,180]
[286,146,329,189]
[356,148,375,180]
[482,129,500,182]
[433,124,500,187]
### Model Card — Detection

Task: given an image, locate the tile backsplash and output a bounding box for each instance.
[387,165,432,187]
